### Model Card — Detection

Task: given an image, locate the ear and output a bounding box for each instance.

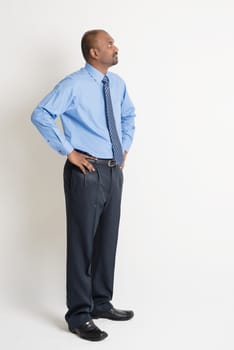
[89,48,99,60]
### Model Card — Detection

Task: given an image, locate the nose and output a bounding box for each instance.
[114,45,119,52]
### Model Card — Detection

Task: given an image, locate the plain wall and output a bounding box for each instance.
[1,0,234,348]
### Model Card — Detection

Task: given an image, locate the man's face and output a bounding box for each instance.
[93,31,119,68]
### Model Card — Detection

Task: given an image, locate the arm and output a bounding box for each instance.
[31,78,74,156]
[31,78,97,173]
[120,85,136,169]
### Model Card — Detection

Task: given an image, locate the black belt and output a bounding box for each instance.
[74,149,117,167]
[89,158,117,167]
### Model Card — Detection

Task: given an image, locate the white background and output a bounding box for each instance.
[1,0,234,349]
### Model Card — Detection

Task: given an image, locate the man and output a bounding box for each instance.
[31,29,136,342]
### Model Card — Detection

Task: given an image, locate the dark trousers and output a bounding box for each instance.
[63,159,123,328]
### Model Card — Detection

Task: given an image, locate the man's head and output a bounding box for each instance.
[81,30,118,73]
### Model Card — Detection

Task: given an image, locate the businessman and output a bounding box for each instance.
[31,29,136,341]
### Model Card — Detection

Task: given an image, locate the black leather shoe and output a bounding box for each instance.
[69,320,108,341]
[91,307,134,321]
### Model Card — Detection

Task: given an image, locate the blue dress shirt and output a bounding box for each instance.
[31,63,136,158]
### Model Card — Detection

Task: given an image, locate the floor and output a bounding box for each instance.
[1,281,234,350]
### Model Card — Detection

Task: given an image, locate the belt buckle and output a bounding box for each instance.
[108,160,116,167]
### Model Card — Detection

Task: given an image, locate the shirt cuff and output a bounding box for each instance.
[58,141,74,156]
[122,138,132,152]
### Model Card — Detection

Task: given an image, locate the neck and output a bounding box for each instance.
[87,61,108,75]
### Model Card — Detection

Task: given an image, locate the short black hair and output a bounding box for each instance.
[81,29,106,61]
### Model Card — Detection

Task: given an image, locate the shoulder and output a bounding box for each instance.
[54,68,87,90]
[108,71,127,92]
[108,71,125,84]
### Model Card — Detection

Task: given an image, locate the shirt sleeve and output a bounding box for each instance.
[31,78,74,156]
[121,84,136,152]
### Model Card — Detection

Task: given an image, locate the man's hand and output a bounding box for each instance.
[67,150,97,174]
[120,150,128,170]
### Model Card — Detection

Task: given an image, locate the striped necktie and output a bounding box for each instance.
[102,75,123,165]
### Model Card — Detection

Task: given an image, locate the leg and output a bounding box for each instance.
[91,165,123,313]
[63,160,103,328]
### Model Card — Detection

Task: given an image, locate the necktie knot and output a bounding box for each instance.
[102,75,109,85]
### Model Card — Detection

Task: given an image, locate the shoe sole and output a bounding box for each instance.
[69,329,108,341]
[91,314,134,321]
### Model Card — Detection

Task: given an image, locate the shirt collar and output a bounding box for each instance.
[84,62,109,84]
